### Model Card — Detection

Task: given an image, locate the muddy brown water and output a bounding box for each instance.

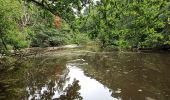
[0,49,170,100]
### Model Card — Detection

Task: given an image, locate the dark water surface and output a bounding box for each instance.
[0,50,170,100]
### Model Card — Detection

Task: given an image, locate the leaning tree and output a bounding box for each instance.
[23,0,91,29]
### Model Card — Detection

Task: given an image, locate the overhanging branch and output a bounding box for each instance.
[27,0,58,15]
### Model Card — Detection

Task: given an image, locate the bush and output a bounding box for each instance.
[30,24,72,47]
[69,32,92,45]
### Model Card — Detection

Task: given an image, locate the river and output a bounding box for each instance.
[0,49,170,100]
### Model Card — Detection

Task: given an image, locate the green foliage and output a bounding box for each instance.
[1,0,170,54]
[6,32,29,49]
[0,0,90,53]
[76,0,170,50]
[70,32,91,45]
[0,0,28,53]
[30,24,71,47]
[24,0,88,23]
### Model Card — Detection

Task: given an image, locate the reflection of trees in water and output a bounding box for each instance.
[82,53,170,100]
[1,52,170,100]
[26,65,82,100]
[26,77,82,100]
[0,55,84,99]
[55,80,82,100]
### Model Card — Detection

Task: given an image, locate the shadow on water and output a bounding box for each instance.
[0,50,170,100]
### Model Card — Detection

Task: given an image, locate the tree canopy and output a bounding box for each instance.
[74,0,170,50]
[0,0,170,54]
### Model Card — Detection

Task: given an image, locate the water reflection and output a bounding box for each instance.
[66,63,117,100]
[81,52,170,100]
[26,58,117,100]
[1,51,170,100]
